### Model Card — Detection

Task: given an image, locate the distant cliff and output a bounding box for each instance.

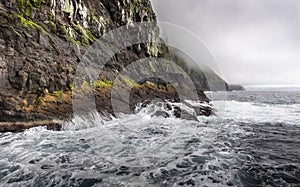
[168,48,228,92]
[228,84,245,91]
[0,0,211,124]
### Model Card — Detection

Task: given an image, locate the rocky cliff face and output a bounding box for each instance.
[0,0,210,123]
[0,0,158,92]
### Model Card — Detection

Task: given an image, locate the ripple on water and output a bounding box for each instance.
[0,99,300,186]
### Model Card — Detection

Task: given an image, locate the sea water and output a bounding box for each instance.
[0,91,299,186]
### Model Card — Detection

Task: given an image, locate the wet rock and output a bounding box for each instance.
[152,110,170,118]
[0,0,213,127]
[173,106,181,118]
[0,120,62,132]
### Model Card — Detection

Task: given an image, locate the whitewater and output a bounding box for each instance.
[0,91,299,186]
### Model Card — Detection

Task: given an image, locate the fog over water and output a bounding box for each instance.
[150,0,300,87]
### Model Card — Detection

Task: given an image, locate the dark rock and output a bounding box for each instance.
[0,120,62,133]
[227,84,245,91]
[0,0,213,130]
[152,110,170,118]
[3,97,18,110]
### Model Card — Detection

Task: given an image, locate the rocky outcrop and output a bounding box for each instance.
[0,120,62,132]
[0,0,211,128]
[228,84,245,91]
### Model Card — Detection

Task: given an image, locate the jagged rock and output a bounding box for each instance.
[152,110,170,118]
[0,0,212,128]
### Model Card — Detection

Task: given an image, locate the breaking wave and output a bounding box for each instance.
[0,92,299,186]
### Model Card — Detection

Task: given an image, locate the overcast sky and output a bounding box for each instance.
[150,0,300,86]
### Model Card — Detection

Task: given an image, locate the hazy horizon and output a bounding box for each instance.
[245,85,300,91]
[150,0,300,87]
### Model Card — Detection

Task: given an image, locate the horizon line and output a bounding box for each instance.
[244,85,300,88]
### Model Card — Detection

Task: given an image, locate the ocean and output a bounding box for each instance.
[0,91,299,186]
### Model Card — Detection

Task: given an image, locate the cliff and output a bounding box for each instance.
[227,84,245,91]
[168,48,228,91]
[0,0,211,127]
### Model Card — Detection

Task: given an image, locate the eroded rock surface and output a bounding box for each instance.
[0,0,212,130]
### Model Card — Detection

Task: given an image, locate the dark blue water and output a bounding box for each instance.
[0,91,299,186]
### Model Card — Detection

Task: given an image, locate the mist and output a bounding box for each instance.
[150,0,300,86]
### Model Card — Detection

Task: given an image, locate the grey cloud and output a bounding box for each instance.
[150,0,300,86]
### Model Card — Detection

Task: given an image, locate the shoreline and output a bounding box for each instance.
[0,83,211,133]
[0,120,63,133]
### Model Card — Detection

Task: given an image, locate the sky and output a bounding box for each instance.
[150,0,300,86]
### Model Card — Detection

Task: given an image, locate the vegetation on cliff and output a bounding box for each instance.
[0,0,211,125]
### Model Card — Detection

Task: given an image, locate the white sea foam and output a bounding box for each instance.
[200,100,300,126]
[1,92,299,186]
